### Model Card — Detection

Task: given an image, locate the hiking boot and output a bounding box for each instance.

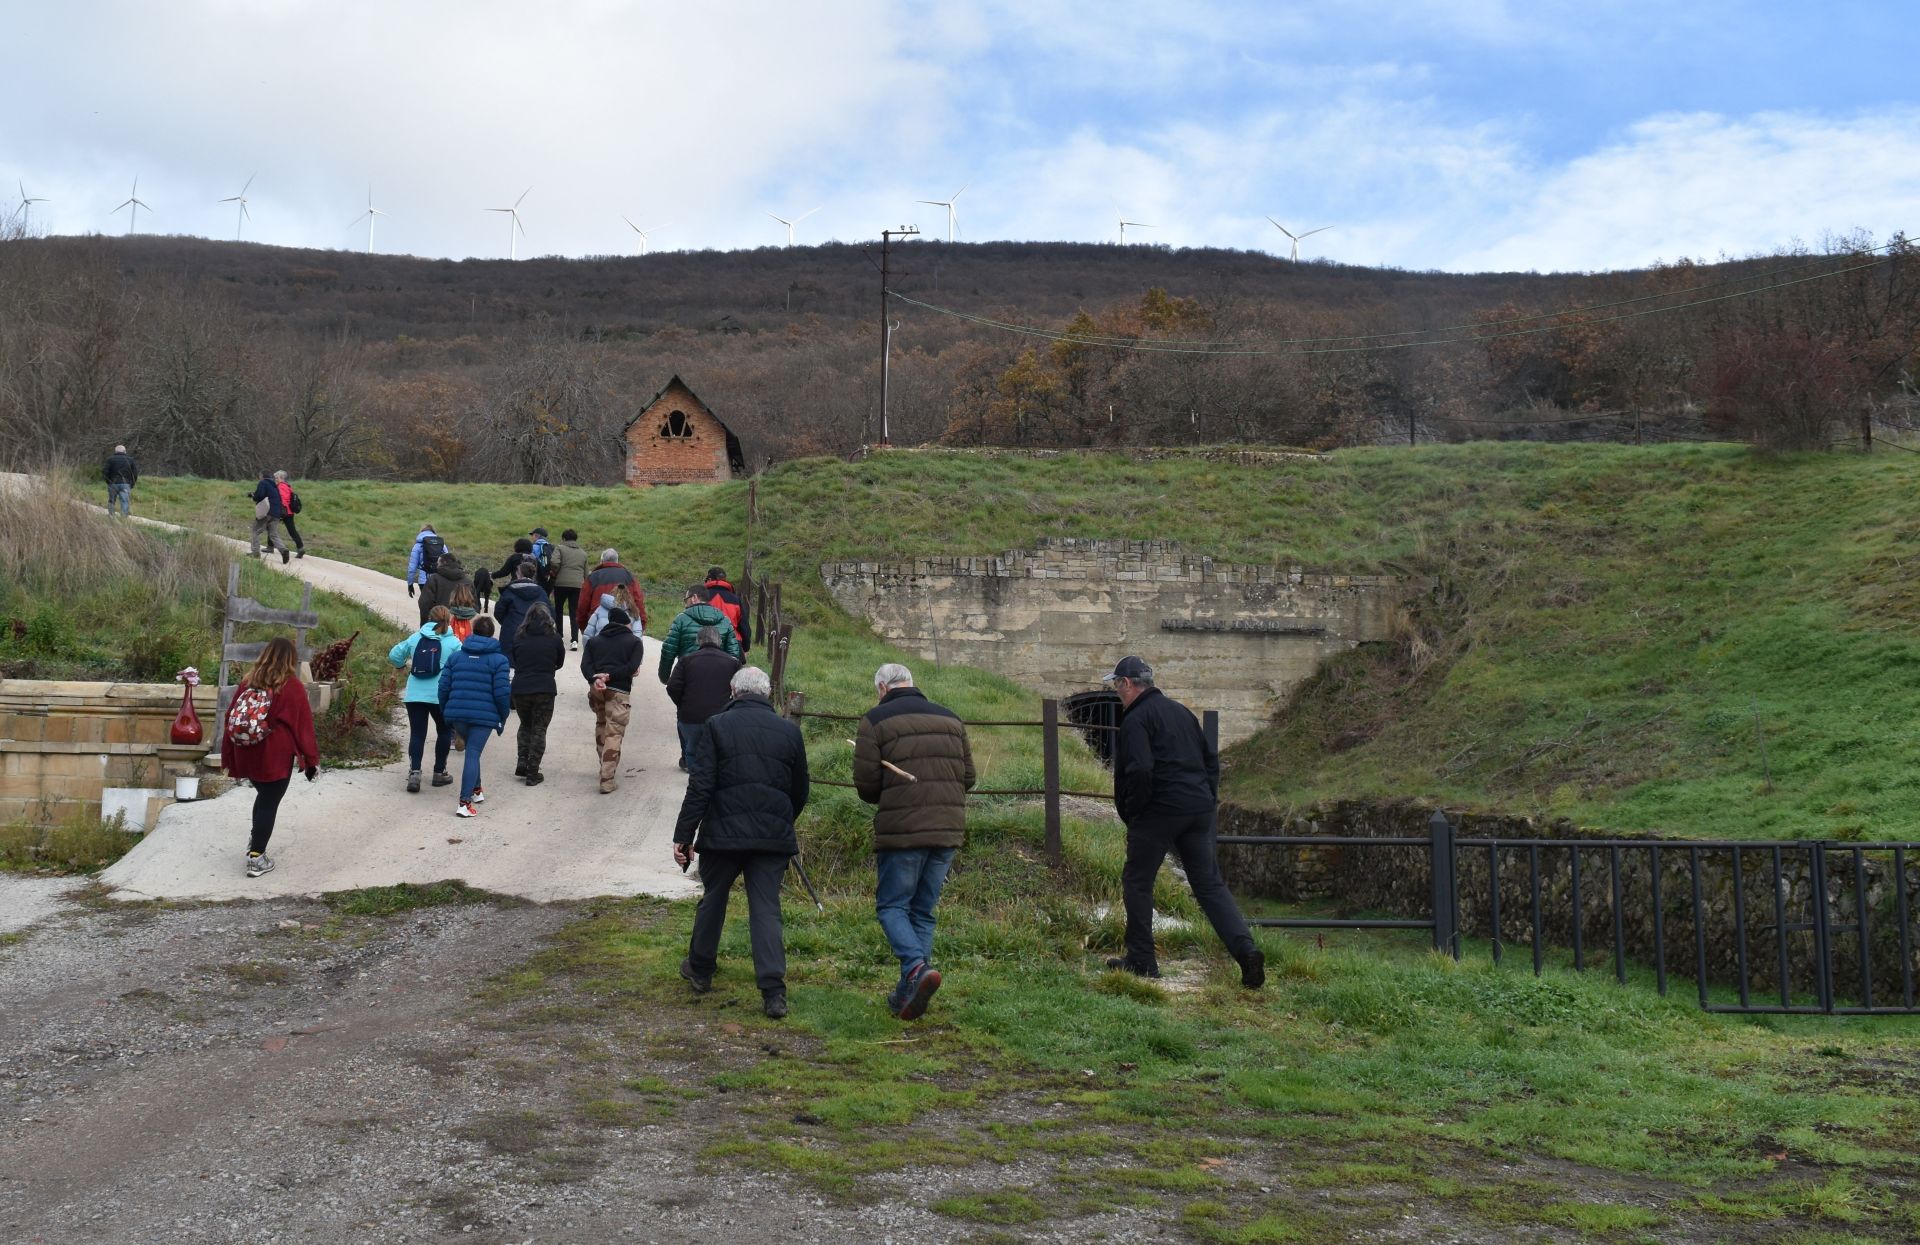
[1105,957,1161,979]
[456,801,479,818]
[1238,948,1266,989]
[514,764,528,778]
[431,771,452,787]
[524,772,544,787]
[245,852,275,878]
[406,769,421,794]
[762,990,789,1020]
[898,965,942,1022]
[679,958,712,994]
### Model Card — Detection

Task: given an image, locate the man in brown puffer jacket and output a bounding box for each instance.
[854,662,975,1021]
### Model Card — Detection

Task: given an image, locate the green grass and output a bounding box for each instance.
[0,812,139,874]
[323,879,506,915]
[131,442,1920,839]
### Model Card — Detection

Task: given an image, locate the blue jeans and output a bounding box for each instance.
[875,847,957,982]
[107,482,131,516]
[676,721,702,767]
[453,721,493,803]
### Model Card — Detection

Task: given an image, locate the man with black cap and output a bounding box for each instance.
[1102,655,1264,988]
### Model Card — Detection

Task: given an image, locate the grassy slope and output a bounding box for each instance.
[137,443,1920,841]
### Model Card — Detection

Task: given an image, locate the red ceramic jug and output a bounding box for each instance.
[170,684,203,746]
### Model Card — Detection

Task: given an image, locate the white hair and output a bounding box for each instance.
[601,548,619,563]
[874,663,914,692]
[731,666,772,698]
[273,470,288,482]
[113,444,126,453]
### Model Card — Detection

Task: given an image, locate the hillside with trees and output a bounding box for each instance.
[1,228,1914,482]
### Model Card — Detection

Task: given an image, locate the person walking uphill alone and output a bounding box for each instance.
[492,563,549,660]
[659,586,741,685]
[1103,656,1264,988]
[102,444,138,517]
[273,470,306,558]
[581,606,645,793]
[577,548,644,635]
[509,604,565,786]
[854,663,975,1020]
[673,666,811,1020]
[249,470,291,564]
[388,605,462,794]
[549,529,589,650]
[665,625,742,772]
[703,566,752,653]
[220,636,320,879]
[439,615,512,818]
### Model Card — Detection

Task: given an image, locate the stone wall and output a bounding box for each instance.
[0,680,216,823]
[1219,800,1917,1004]
[820,538,1421,743]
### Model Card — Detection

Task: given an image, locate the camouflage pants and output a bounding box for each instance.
[589,687,631,788]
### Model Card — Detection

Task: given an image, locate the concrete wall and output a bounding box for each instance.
[0,680,216,824]
[820,538,1421,743]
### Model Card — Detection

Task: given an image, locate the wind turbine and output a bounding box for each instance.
[348,186,387,255]
[767,207,819,247]
[1116,206,1152,245]
[916,185,965,243]
[14,181,47,228]
[621,215,668,255]
[487,187,531,259]
[1267,218,1331,262]
[219,174,255,240]
[112,177,151,235]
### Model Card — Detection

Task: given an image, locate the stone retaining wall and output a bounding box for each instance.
[1219,800,1916,1004]
[0,680,217,823]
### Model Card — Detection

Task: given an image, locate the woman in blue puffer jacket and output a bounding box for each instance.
[438,614,512,818]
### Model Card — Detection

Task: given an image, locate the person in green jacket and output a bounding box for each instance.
[659,585,742,683]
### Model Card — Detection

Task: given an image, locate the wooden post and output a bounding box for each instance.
[785,690,805,721]
[1042,697,1062,869]
[1203,709,1220,757]
[770,623,792,707]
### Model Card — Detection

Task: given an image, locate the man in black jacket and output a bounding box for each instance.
[1104,655,1263,988]
[248,471,290,564]
[581,607,645,793]
[102,445,138,517]
[665,625,743,772]
[672,666,810,1019]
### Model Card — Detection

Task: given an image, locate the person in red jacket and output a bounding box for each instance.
[703,566,752,653]
[220,636,321,879]
[577,549,645,633]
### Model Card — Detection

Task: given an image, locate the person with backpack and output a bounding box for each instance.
[549,529,589,650]
[220,635,320,879]
[581,606,645,794]
[388,605,463,794]
[249,471,291,565]
[529,528,555,589]
[438,615,511,818]
[577,549,644,635]
[492,563,549,661]
[416,552,471,626]
[509,604,566,786]
[658,585,741,684]
[102,444,138,517]
[273,470,306,559]
[406,525,449,601]
[703,566,752,654]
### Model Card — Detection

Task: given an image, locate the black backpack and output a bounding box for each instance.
[420,533,447,569]
[411,635,444,679]
[288,490,303,515]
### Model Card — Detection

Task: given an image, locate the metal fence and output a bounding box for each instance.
[1221,811,1920,1016]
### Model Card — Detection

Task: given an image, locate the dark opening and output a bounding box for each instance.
[661,409,693,438]
[1063,689,1123,764]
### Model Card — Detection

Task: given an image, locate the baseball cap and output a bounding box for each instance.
[1100,656,1153,684]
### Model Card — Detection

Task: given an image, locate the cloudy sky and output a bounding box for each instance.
[5,0,1915,273]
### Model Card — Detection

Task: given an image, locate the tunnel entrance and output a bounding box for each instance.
[1063,689,1122,764]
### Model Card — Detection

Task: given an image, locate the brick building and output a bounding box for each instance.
[623,376,746,487]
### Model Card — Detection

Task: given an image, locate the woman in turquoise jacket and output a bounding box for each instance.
[438,615,512,817]
[387,605,463,794]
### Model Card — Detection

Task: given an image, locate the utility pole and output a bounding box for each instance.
[879,225,919,447]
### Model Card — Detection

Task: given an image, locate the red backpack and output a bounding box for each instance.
[226,686,274,747]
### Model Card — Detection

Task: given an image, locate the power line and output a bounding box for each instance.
[889,248,1901,358]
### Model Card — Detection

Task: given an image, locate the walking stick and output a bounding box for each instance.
[790,853,825,913]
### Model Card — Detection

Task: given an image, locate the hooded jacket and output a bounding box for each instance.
[221,679,320,783]
[550,540,589,590]
[438,635,512,730]
[509,623,567,696]
[582,624,646,694]
[407,529,449,585]
[577,561,644,630]
[1112,686,1218,823]
[417,557,471,618]
[666,644,743,725]
[703,576,752,652]
[492,578,550,660]
[672,694,809,856]
[658,602,742,682]
[388,621,465,704]
[854,686,976,850]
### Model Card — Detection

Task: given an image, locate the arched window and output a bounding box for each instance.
[660,409,693,439]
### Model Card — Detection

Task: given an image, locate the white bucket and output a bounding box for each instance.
[174,775,201,801]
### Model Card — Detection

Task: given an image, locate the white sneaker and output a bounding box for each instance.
[245,852,276,877]
[456,802,479,818]
[472,786,486,803]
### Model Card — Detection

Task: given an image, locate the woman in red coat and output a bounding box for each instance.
[220,636,321,878]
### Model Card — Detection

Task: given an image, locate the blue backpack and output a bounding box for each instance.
[411,635,444,679]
